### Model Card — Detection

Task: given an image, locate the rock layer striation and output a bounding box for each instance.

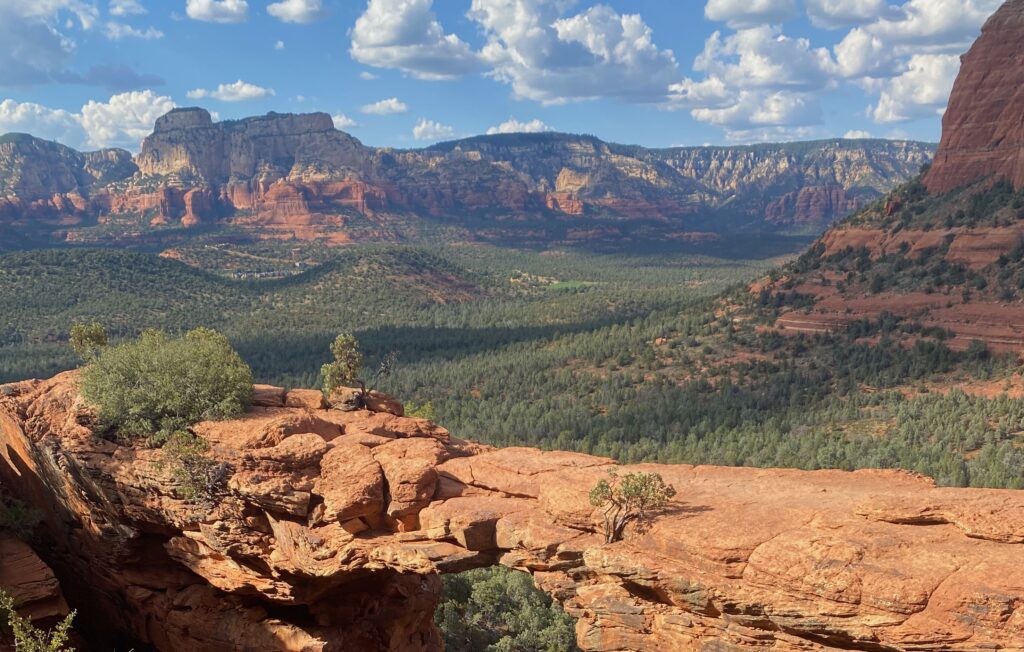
[0,113,933,244]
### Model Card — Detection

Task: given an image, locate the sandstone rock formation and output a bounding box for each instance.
[0,112,933,245]
[2,372,1022,650]
[0,533,70,627]
[925,0,1024,193]
[0,133,135,231]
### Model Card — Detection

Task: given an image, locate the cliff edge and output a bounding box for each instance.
[1,373,1021,650]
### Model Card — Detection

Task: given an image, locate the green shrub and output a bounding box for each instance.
[589,470,676,543]
[406,401,437,421]
[68,321,108,362]
[0,498,42,540]
[0,589,75,652]
[79,327,253,439]
[436,567,579,652]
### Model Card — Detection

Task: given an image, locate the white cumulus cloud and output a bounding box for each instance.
[360,97,408,115]
[805,0,897,29]
[470,0,679,104]
[690,90,821,132]
[79,90,176,149]
[187,80,275,102]
[830,0,1000,123]
[0,99,86,146]
[351,0,481,80]
[486,118,553,134]
[412,118,454,141]
[0,90,175,151]
[692,27,837,92]
[704,0,797,28]
[267,0,323,24]
[186,0,248,23]
[843,129,872,138]
[332,113,357,129]
[667,26,836,139]
[871,53,960,123]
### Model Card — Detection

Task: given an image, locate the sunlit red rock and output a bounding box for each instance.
[926,0,1024,193]
[2,373,1023,651]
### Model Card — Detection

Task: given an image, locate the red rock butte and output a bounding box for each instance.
[1,372,1023,651]
[925,0,1024,194]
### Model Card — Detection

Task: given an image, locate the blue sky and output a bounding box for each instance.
[0,0,1004,151]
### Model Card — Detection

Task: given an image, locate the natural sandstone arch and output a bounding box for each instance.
[2,374,1024,651]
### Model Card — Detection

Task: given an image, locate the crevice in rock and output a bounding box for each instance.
[620,580,671,606]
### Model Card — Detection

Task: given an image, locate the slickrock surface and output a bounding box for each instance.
[1,372,1023,650]
[925,0,1024,194]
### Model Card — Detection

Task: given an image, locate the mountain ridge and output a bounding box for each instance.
[0,112,934,248]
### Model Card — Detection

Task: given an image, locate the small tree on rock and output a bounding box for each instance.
[589,470,676,543]
[321,334,363,396]
[69,321,108,362]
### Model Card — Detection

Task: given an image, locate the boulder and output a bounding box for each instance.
[252,384,286,407]
[313,443,385,522]
[371,438,448,517]
[327,387,404,416]
[284,389,325,410]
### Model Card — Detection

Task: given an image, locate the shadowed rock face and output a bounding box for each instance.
[0,532,69,628]
[2,372,1023,651]
[925,0,1024,194]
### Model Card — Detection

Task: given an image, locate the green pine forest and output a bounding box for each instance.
[2,229,1023,490]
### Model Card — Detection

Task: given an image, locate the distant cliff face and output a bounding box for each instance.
[136,108,369,183]
[925,0,1024,193]
[0,111,934,245]
[0,134,134,201]
[660,140,934,225]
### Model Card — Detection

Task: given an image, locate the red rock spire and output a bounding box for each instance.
[925,0,1024,193]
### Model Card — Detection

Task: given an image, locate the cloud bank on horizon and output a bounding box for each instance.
[0,0,1002,151]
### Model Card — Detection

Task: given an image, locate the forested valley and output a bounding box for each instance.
[2,234,1023,491]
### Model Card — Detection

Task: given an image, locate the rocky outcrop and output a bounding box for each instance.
[658,140,933,226]
[0,134,135,231]
[764,185,859,225]
[925,0,1024,193]
[763,1,1024,351]
[2,372,1022,651]
[136,109,369,184]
